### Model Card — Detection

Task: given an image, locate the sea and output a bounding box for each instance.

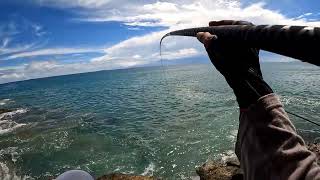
[0,62,319,179]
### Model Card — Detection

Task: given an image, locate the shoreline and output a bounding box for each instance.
[1,109,319,179]
[96,143,320,180]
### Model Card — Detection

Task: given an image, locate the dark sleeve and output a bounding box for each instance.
[214,25,320,66]
[235,93,320,180]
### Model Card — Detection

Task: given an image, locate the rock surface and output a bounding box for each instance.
[96,173,159,180]
[196,159,243,180]
[96,143,320,180]
[307,143,320,164]
[0,109,12,114]
[196,143,320,180]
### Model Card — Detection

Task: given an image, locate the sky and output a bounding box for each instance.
[0,0,320,84]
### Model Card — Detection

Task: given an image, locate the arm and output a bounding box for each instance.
[206,22,320,66]
[197,20,320,180]
[237,94,320,180]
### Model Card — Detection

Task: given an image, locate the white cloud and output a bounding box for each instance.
[0,22,20,38]
[54,0,320,28]
[90,28,203,64]
[2,47,104,60]
[36,0,114,9]
[84,1,320,64]
[0,17,51,58]
[295,12,313,20]
[0,43,37,56]
[161,48,200,60]
[2,0,320,84]
[1,38,10,48]
[32,24,46,37]
[0,59,145,84]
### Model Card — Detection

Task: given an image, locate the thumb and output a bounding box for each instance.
[196,32,217,48]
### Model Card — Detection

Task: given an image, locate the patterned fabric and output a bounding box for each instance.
[236,93,320,180]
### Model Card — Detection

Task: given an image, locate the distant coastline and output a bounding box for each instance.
[0,61,309,85]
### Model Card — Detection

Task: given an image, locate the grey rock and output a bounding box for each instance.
[0,109,12,114]
[196,159,243,180]
[96,173,160,180]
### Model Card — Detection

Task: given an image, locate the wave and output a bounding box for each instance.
[0,99,12,106]
[0,108,28,136]
[0,108,27,119]
[141,162,155,176]
[227,129,238,142]
[219,150,238,164]
[0,162,29,180]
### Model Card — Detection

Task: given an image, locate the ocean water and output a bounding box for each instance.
[0,62,319,179]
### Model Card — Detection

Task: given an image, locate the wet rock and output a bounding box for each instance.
[96,173,159,180]
[196,159,243,180]
[195,142,320,180]
[307,143,320,164]
[0,109,12,114]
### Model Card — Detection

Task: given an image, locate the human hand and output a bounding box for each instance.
[197,20,273,109]
[197,20,262,82]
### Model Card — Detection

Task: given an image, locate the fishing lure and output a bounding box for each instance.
[160,25,320,66]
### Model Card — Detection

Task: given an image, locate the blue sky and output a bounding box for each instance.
[0,0,319,84]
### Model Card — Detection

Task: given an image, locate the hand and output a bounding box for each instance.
[197,20,273,109]
[197,20,261,82]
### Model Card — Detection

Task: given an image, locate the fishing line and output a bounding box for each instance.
[286,110,320,127]
[159,36,170,95]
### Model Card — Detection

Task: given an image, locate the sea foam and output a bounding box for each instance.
[0,108,28,136]
[0,162,29,180]
[141,162,155,176]
[0,99,12,106]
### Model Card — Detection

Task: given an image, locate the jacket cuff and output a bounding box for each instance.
[255,93,283,111]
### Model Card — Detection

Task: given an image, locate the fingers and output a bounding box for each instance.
[196,32,217,49]
[209,20,253,26]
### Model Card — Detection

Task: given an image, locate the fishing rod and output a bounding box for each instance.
[160,25,320,66]
[160,24,320,127]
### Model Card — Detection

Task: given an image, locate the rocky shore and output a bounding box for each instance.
[0,109,12,114]
[0,109,319,180]
[96,174,160,180]
[95,158,243,180]
[96,143,320,180]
